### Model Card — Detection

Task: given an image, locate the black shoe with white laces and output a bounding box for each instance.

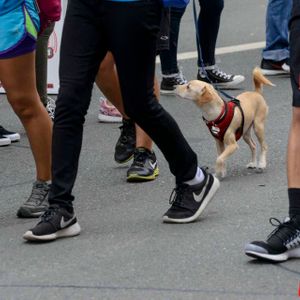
[114,119,136,164]
[23,205,81,241]
[245,216,300,262]
[163,169,220,223]
[197,66,245,89]
[160,70,187,95]
[127,147,159,182]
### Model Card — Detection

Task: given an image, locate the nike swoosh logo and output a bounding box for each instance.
[193,178,209,203]
[60,215,76,228]
[149,161,157,169]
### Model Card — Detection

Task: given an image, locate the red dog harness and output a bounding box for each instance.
[203,99,244,142]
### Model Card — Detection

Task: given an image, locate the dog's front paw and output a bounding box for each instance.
[246,162,257,169]
[215,169,227,180]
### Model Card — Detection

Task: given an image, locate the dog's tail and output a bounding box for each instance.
[253,67,275,94]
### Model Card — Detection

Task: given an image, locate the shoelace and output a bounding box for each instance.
[174,70,187,85]
[41,206,59,222]
[211,67,232,80]
[133,150,149,167]
[169,184,188,207]
[268,217,300,247]
[119,122,134,144]
[27,184,49,205]
[46,98,56,120]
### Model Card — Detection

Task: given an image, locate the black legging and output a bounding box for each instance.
[49,0,198,208]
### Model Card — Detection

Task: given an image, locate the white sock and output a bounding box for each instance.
[184,167,205,186]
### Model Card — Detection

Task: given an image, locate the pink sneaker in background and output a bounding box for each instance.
[98,97,122,123]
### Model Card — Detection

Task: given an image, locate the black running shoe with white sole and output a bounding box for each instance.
[245,216,300,262]
[127,147,159,182]
[17,181,50,218]
[23,205,81,241]
[163,170,220,223]
[197,66,245,89]
[260,58,290,76]
[114,119,136,164]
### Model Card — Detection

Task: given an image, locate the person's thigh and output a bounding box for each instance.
[0,52,39,107]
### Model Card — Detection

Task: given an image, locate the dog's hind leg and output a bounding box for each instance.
[243,127,257,169]
[253,120,268,171]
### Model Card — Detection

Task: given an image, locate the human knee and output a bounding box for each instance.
[9,93,40,120]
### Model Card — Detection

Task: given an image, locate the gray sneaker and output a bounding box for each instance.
[17,181,50,218]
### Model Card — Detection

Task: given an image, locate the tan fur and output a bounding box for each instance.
[176,68,274,178]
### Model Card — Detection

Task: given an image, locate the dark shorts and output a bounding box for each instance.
[290,0,300,107]
[0,34,36,59]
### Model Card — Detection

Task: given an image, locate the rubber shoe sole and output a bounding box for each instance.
[162,175,220,224]
[17,207,46,218]
[245,243,300,262]
[23,222,81,242]
[127,167,159,182]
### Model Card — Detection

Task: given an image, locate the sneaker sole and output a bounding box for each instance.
[17,207,46,218]
[162,175,220,224]
[213,76,245,89]
[245,247,300,262]
[260,69,289,76]
[0,139,11,146]
[127,167,159,182]
[160,89,176,95]
[3,133,20,142]
[98,114,122,123]
[23,222,81,241]
[115,154,134,164]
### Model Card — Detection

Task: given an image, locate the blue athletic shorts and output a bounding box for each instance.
[0,0,40,59]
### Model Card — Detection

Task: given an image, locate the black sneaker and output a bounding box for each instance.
[160,70,187,95]
[127,147,159,182]
[260,58,290,76]
[163,169,220,223]
[114,119,136,164]
[244,216,300,262]
[197,66,245,88]
[17,181,50,218]
[23,205,81,241]
[0,125,20,142]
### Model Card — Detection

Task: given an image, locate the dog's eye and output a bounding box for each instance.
[187,83,191,89]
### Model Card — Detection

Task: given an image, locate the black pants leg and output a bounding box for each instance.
[50,0,198,208]
[49,0,107,208]
[198,0,224,66]
[160,7,186,74]
[104,0,197,185]
[290,0,300,107]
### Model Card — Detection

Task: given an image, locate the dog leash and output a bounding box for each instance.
[192,0,236,102]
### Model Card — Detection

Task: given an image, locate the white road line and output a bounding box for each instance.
[156,41,265,63]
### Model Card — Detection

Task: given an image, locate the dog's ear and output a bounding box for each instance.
[197,85,213,104]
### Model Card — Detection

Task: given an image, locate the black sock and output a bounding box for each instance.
[288,188,300,217]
